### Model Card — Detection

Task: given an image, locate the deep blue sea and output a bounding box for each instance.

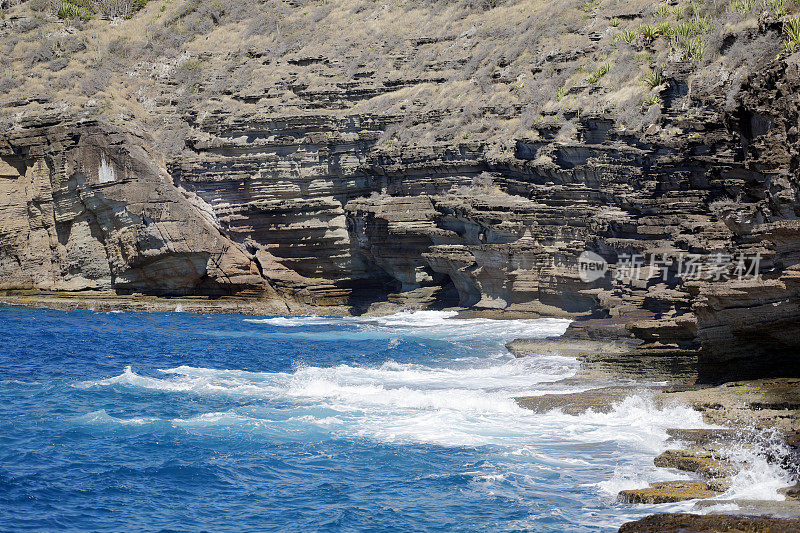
[0,306,790,532]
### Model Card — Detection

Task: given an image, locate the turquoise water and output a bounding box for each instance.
[0,306,764,531]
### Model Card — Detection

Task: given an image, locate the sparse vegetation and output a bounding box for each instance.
[643,69,664,88]
[785,15,800,52]
[0,0,792,145]
[682,36,706,59]
[586,62,611,84]
[618,29,639,43]
[639,23,659,40]
[767,0,789,17]
[643,94,663,107]
[581,0,599,12]
[731,0,756,14]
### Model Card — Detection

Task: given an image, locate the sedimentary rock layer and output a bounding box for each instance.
[1,0,799,368]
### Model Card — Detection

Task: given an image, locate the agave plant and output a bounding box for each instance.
[767,0,789,17]
[785,15,800,53]
[586,63,611,84]
[731,0,756,14]
[643,69,664,89]
[640,24,659,40]
[643,94,663,107]
[672,20,701,38]
[619,29,639,44]
[656,22,672,35]
[682,37,706,60]
[57,0,93,20]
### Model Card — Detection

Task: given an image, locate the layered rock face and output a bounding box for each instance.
[0,118,265,296]
[1,0,799,369]
[164,55,800,367]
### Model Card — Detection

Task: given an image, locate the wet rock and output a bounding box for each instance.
[666,429,742,446]
[505,338,635,358]
[659,379,800,433]
[779,484,800,501]
[515,386,644,414]
[695,499,800,518]
[617,481,721,504]
[618,513,800,532]
[507,332,700,384]
[654,450,736,480]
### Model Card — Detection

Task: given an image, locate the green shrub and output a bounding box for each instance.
[610,17,621,27]
[672,19,701,37]
[656,21,672,35]
[555,85,567,101]
[767,0,789,17]
[694,15,712,33]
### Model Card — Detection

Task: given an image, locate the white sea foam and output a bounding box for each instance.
[74,409,160,426]
[245,316,332,326]
[79,363,708,452]
[708,435,796,503]
[74,312,796,513]
[244,310,572,344]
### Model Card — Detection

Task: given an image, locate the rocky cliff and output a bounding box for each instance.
[1,0,799,372]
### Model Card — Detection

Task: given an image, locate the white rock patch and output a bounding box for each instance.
[98,156,115,184]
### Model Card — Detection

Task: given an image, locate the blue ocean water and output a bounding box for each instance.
[0,306,778,532]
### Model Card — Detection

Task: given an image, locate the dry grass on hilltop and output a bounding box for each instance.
[0,0,796,154]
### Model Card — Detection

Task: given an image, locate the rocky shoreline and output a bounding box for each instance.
[2,0,800,528]
[507,331,800,532]
[3,0,800,372]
